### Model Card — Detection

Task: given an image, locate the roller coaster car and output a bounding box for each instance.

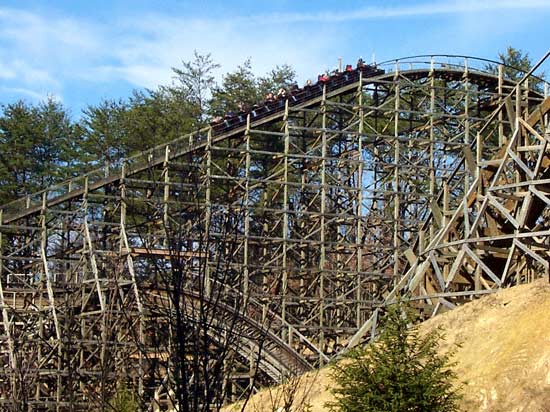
[359,65,385,77]
[210,116,223,125]
[211,65,385,136]
[318,74,330,83]
[223,115,240,131]
[212,121,226,134]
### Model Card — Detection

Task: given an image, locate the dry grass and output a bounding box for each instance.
[227,278,550,412]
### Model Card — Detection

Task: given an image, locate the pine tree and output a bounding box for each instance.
[328,305,461,412]
[0,98,76,204]
[485,46,545,91]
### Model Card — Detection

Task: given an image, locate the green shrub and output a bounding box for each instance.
[110,382,139,412]
[328,304,461,412]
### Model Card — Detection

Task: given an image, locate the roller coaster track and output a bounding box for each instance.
[179,283,325,378]
[0,66,379,224]
[0,55,549,410]
[0,64,525,224]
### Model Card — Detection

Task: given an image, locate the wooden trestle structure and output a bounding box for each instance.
[0,55,549,410]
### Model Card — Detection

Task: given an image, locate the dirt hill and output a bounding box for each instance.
[230,278,550,412]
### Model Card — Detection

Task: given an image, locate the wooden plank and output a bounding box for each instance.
[408,260,431,293]
[404,248,418,267]
[487,193,520,229]
[504,96,516,125]
[445,247,467,287]
[462,145,477,176]
[438,297,456,310]
[430,200,443,228]
[464,245,501,287]
[526,97,550,127]
[530,186,550,208]
[480,159,503,167]
[506,147,535,179]
[434,228,550,250]
[429,251,446,290]
[130,248,204,258]
[514,239,549,269]
[407,288,497,301]
[517,190,533,228]
[463,200,471,237]
[488,178,550,191]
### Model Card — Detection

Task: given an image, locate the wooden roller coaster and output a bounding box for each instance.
[0,55,549,410]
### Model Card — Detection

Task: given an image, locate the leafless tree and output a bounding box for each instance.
[117,156,274,412]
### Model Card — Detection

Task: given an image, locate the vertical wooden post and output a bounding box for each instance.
[40,192,61,342]
[443,182,449,230]
[463,57,471,197]
[356,70,364,328]
[243,115,252,299]
[429,57,437,241]
[163,145,170,235]
[119,161,145,396]
[0,209,18,398]
[319,84,328,362]
[205,128,213,297]
[393,61,401,281]
[515,76,522,192]
[39,191,63,407]
[282,100,290,341]
[372,81,381,299]
[498,65,504,146]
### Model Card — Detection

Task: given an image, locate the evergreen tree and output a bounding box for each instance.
[0,53,298,206]
[0,98,75,204]
[210,58,259,116]
[110,382,139,412]
[122,89,193,151]
[257,64,296,96]
[79,51,221,170]
[169,51,220,129]
[485,46,545,90]
[210,60,297,116]
[328,304,461,412]
[38,98,81,180]
[79,98,130,169]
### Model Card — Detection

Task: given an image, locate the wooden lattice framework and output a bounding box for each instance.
[0,55,548,410]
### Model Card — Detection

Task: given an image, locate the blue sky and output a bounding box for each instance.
[1,0,550,117]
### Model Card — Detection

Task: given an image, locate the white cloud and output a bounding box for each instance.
[0,62,17,80]
[0,8,100,55]
[0,86,60,102]
[78,14,339,88]
[0,1,549,106]
[92,65,174,90]
[0,5,338,99]
[0,6,103,101]
[0,58,58,87]
[247,0,550,23]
